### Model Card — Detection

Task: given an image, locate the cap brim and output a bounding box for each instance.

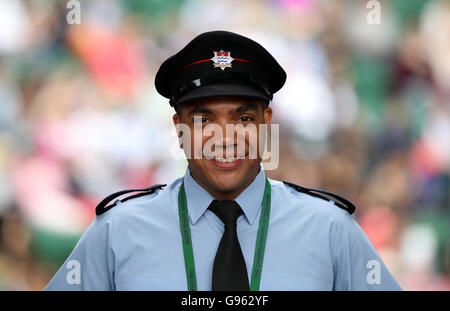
[174,82,269,107]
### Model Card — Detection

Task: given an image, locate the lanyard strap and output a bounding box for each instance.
[178,177,271,291]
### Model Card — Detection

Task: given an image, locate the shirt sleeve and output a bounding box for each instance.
[330,210,402,291]
[44,215,115,291]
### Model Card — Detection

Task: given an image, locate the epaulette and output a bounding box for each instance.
[283,181,355,215]
[95,184,167,216]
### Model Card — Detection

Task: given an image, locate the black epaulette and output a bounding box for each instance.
[283,181,355,215]
[95,184,167,216]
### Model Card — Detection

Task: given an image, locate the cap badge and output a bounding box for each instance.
[210,50,234,70]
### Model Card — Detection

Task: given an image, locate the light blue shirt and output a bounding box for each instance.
[45,166,402,290]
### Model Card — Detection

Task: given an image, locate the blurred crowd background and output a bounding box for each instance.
[0,0,448,290]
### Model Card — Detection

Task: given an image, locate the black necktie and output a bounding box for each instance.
[208,200,250,291]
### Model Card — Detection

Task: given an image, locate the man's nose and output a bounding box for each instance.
[203,121,237,151]
[217,121,238,146]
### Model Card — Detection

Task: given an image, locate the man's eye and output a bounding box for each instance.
[239,116,254,122]
[193,116,210,123]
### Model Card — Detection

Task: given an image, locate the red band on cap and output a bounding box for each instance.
[169,59,210,84]
[169,57,271,85]
[233,57,271,80]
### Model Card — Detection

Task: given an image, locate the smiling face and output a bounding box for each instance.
[173,96,272,200]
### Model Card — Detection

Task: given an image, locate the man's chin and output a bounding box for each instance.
[188,159,261,198]
[208,178,244,194]
[207,170,259,195]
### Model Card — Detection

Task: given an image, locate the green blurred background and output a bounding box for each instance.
[0,0,448,290]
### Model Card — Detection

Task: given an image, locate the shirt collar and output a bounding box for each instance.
[183,165,266,226]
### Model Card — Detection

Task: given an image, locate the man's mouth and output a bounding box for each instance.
[213,155,246,163]
[208,154,246,169]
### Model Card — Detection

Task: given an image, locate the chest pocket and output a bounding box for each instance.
[259,272,332,291]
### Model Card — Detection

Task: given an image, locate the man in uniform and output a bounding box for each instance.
[45,31,402,291]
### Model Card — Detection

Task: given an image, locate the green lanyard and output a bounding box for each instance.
[177,177,272,291]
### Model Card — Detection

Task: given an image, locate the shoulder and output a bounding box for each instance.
[269,178,355,222]
[94,177,183,221]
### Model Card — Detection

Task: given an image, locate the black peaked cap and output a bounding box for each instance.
[155,30,287,108]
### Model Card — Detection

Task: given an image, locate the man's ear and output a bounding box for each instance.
[263,105,273,129]
[172,112,183,149]
[172,112,180,126]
